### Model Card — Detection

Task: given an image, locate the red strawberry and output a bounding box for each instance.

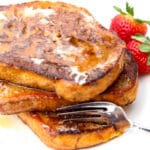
[110,2,150,43]
[126,35,150,74]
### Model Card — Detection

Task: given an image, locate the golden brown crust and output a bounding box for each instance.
[0,51,138,114]
[18,112,130,150]
[0,1,125,101]
[55,52,124,102]
[0,2,136,149]
[94,50,138,106]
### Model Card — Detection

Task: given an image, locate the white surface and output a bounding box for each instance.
[0,0,150,150]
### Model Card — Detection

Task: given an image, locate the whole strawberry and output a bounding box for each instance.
[110,2,150,43]
[126,35,150,74]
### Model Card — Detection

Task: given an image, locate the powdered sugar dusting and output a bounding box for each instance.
[82,12,94,23]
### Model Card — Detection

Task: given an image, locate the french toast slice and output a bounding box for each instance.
[0,1,125,101]
[18,111,130,150]
[0,50,138,114]
[94,50,138,105]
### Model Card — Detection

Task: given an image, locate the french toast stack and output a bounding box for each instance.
[0,1,138,149]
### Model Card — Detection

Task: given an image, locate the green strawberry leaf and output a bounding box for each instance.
[132,35,150,44]
[139,44,150,52]
[113,6,126,15]
[113,2,150,26]
[132,35,150,64]
[126,2,134,16]
[135,18,150,25]
[148,54,150,65]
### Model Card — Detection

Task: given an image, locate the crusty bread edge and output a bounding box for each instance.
[0,0,125,101]
[18,112,129,150]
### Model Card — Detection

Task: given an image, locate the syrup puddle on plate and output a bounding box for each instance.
[0,115,15,128]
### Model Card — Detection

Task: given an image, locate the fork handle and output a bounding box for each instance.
[132,122,150,133]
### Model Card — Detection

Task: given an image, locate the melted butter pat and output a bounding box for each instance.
[31,58,44,65]
[0,115,14,128]
[70,66,88,85]
[55,45,83,56]
[81,12,95,28]
[81,12,94,23]
[55,45,84,63]
[40,18,49,24]
[24,7,55,17]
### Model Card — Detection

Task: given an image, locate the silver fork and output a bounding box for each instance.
[56,101,150,132]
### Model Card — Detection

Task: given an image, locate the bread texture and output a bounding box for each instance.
[0,1,137,149]
[94,50,138,105]
[18,111,130,150]
[0,1,125,101]
[0,50,138,114]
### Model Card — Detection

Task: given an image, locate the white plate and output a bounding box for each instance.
[0,0,150,150]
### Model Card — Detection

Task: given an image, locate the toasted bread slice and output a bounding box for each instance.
[0,50,138,114]
[94,50,138,106]
[18,111,130,150]
[0,1,125,101]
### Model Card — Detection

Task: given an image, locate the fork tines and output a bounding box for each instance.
[56,102,109,112]
[56,102,112,125]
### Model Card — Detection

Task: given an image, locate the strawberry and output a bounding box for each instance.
[126,35,150,74]
[110,2,150,43]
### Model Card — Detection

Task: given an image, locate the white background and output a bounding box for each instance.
[0,0,150,150]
